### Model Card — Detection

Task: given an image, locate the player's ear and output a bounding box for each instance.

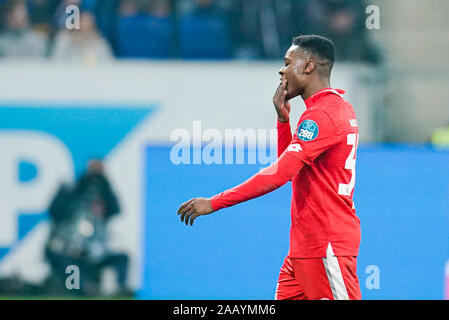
[304,60,316,74]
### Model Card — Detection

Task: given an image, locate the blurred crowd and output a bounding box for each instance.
[0,0,382,63]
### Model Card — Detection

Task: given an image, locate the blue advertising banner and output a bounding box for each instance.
[141,144,449,300]
[0,104,154,285]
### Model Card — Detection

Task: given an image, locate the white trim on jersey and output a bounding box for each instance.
[274,282,279,300]
[308,88,344,101]
[349,119,359,127]
[321,88,344,98]
[322,243,350,300]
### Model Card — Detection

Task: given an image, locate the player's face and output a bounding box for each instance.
[278,45,308,100]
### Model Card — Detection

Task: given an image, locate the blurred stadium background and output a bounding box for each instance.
[0,0,449,300]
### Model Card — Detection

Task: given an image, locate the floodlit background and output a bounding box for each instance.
[0,0,448,300]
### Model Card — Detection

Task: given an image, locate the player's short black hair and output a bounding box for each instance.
[292,35,335,74]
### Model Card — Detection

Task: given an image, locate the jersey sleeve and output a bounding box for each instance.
[210,151,304,211]
[277,120,292,158]
[284,109,339,165]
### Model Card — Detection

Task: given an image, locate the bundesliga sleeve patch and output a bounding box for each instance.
[297,119,319,141]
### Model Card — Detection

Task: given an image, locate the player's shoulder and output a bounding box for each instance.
[320,92,356,120]
[320,90,351,109]
[306,92,358,135]
[299,106,334,128]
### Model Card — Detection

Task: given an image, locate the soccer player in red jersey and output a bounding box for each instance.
[177,35,361,300]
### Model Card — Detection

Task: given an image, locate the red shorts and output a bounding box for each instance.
[275,243,361,300]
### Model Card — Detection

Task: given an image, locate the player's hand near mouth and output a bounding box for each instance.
[273,79,291,123]
[178,79,292,227]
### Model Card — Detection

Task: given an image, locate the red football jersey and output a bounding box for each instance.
[281,88,360,258]
[210,88,360,258]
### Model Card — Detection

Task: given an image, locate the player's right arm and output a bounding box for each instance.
[177,151,305,226]
[273,79,292,157]
[176,81,298,226]
[177,106,341,226]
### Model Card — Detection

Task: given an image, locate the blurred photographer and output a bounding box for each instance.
[44,159,131,297]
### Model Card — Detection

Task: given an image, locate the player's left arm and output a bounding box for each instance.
[273,79,292,157]
[277,121,292,158]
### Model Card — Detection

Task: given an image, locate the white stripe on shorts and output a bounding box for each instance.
[322,243,349,300]
[274,282,279,300]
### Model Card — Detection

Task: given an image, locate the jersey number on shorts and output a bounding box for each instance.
[338,133,358,196]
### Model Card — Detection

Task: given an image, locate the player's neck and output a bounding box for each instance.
[301,80,331,101]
